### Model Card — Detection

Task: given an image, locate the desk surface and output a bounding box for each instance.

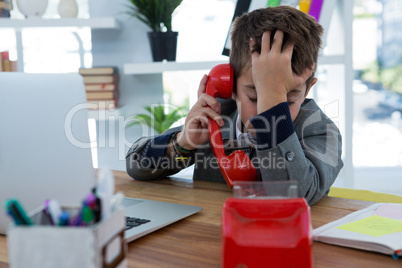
[1,170,401,267]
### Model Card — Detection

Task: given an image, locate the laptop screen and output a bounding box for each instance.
[0,73,95,234]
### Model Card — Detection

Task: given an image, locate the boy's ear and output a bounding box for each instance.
[231,93,237,101]
[305,78,318,96]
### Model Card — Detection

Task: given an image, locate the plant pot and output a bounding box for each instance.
[147,31,178,62]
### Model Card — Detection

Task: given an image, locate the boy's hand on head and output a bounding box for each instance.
[250,31,312,112]
[176,75,224,150]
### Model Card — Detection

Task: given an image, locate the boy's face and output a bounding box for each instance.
[232,68,317,134]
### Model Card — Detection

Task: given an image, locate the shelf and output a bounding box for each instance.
[124,61,228,75]
[0,17,120,29]
[124,56,347,75]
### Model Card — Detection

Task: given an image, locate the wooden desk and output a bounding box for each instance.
[0,170,401,267]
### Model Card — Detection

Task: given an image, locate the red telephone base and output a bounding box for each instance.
[221,197,312,268]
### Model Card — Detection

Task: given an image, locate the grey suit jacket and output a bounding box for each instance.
[126,98,343,205]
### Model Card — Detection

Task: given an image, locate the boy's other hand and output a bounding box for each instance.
[250,31,312,112]
[177,75,225,150]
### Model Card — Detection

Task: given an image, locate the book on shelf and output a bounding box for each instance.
[0,1,13,10]
[0,51,17,72]
[79,66,118,75]
[1,60,17,72]
[1,50,9,60]
[85,83,117,91]
[0,8,10,17]
[82,74,119,84]
[79,66,119,109]
[79,66,119,84]
[9,60,17,71]
[0,51,11,72]
[86,90,117,100]
[313,203,402,258]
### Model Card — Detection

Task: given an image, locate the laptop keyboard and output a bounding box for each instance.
[125,216,151,231]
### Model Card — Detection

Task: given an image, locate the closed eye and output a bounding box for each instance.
[248,97,257,103]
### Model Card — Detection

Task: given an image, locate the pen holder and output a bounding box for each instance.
[7,207,127,268]
[221,181,312,268]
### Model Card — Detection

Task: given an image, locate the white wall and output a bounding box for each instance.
[88,0,164,171]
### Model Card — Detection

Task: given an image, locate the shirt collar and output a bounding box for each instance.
[235,114,257,145]
[235,114,243,140]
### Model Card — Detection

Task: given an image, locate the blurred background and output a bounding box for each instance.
[1,0,401,194]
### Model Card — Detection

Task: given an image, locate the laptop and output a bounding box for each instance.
[0,73,201,242]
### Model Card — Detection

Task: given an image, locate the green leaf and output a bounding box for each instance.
[126,114,153,129]
[145,106,152,114]
[126,104,186,134]
[165,109,183,123]
[153,105,165,122]
[126,0,183,32]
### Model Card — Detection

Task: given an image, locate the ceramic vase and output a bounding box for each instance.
[16,0,48,18]
[58,0,79,18]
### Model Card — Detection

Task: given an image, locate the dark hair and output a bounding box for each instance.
[229,6,323,91]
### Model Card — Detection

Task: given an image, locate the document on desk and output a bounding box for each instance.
[313,203,402,258]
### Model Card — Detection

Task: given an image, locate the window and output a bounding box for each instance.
[351,0,402,194]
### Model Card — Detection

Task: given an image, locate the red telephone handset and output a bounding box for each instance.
[206,64,258,188]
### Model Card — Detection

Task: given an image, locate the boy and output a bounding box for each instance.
[126,6,343,205]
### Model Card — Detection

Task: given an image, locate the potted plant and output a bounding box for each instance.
[126,104,186,134]
[126,0,183,62]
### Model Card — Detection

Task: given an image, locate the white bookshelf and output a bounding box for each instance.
[124,61,227,75]
[0,17,120,72]
[123,55,346,75]
[0,17,120,29]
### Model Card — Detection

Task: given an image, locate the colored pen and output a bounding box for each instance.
[82,205,94,225]
[70,210,83,226]
[4,199,33,226]
[43,200,54,225]
[91,187,102,223]
[58,211,70,226]
[96,168,114,219]
[93,195,102,223]
[44,199,62,226]
[84,192,97,209]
